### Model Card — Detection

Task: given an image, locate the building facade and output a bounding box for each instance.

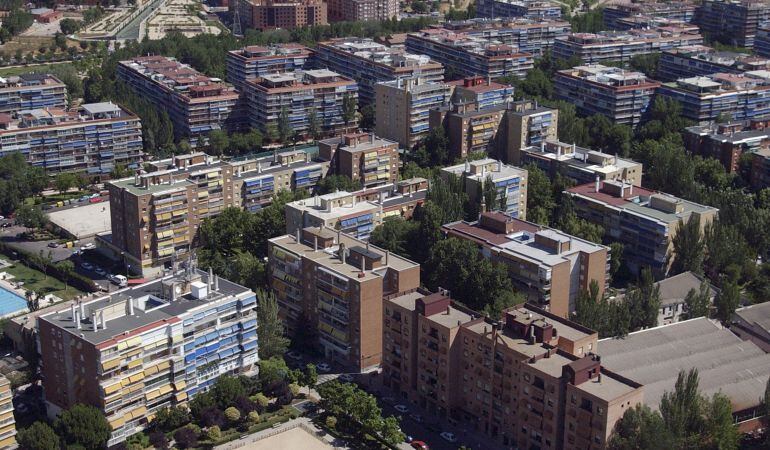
[405,29,535,80]
[565,180,718,276]
[235,0,327,30]
[603,1,697,30]
[326,0,397,22]
[520,140,643,186]
[0,376,15,448]
[695,0,770,48]
[117,56,240,146]
[382,291,643,449]
[0,102,143,177]
[375,76,451,149]
[657,45,770,81]
[476,0,562,20]
[38,268,258,446]
[318,132,399,188]
[440,18,571,57]
[0,73,67,115]
[683,118,770,173]
[430,102,509,160]
[314,39,444,106]
[244,69,358,139]
[268,228,420,370]
[554,65,660,126]
[441,159,528,219]
[225,44,313,92]
[502,99,559,165]
[552,27,703,64]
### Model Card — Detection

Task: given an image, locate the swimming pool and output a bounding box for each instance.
[0,285,26,317]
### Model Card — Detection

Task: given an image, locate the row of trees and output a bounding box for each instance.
[17,404,111,450]
[0,153,48,214]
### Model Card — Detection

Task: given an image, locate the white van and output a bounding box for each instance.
[109,274,128,287]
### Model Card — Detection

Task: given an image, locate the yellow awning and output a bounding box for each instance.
[145,389,161,401]
[128,372,145,383]
[126,337,142,347]
[109,415,126,429]
[158,384,173,396]
[156,360,171,371]
[128,406,147,420]
[127,359,142,369]
[103,382,121,395]
[175,392,188,402]
[101,358,120,372]
[172,209,186,217]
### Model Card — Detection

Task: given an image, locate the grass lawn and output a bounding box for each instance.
[0,61,72,77]
[4,261,84,301]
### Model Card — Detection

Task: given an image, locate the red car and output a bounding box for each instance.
[411,441,429,450]
[89,197,104,203]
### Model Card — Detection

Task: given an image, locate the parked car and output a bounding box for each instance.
[47,242,58,248]
[81,262,94,271]
[89,197,103,203]
[108,274,127,287]
[95,267,107,276]
[316,362,331,372]
[286,351,302,361]
[80,243,95,251]
[339,373,354,382]
[440,432,457,443]
[395,404,410,414]
[411,441,429,450]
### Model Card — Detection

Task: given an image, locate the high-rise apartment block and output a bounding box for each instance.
[375,76,451,149]
[38,268,258,446]
[405,29,535,80]
[318,132,399,188]
[0,102,143,177]
[683,117,770,173]
[448,76,515,109]
[326,0,397,22]
[441,159,528,219]
[244,69,358,139]
[552,27,703,64]
[476,0,562,20]
[0,376,15,448]
[314,39,444,106]
[695,0,770,48]
[502,99,559,165]
[284,181,428,240]
[443,212,609,316]
[520,141,643,187]
[268,228,420,370]
[106,149,330,275]
[225,44,313,91]
[117,56,240,146]
[0,73,66,114]
[382,291,643,449]
[658,45,770,81]
[235,0,327,30]
[565,180,718,276]
[430,102,509,160]
[656,72,770,122]
[603,1,697,30]
[554,65,660,126]
[440,18,571,57]
[754,24,770,57]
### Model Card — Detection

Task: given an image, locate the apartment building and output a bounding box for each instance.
[314,39,444,106]
[565,179,718,276]
[444,212,609,316]
[554,65,661,126]
[318,132,399,188]
[603,1,697,30]
[284,181,428,240]
[234,0,326,30]
[552,27,703,64]
[268,228,420,370]
[658,45,770,81]
[430,102,508,160]
[405,29,535,80]
[0,102,143,177]
[754,24,770,57]
[683,117,770,173]
[244,69,358,139]
[225,44,313,91]
[612,16,700,32]
[476,0,562,20]
[520,140,643,186]
[326,0,397,22]
[375,75,451,149]
[0,376,15,448]
[0,73,66,114]
[230,146,330,212]
[442,159,528,219]
[382,291,643,449]
[440,17,571,57]
[117,56,240,146]
[695,0,770,48]
[501,99,559,165]
[38,268,258,446]
[448,76,515,110]
[656,72,770,122]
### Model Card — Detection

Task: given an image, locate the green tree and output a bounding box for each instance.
[369,217,419,261]
[380,416,405,446]
[207,425,221,440]
[54,404,111,450]
[16,421,60,450]
[626,268,662,330]
[56,260,75,293]
[302,363,318,387]
[307,110,321,140]
[208,130,229,157]
[660,369,704,448]
[714,280,740,322]
[524,163,555,225]
[705,393,739,450]
[224,406,241,423]
[152,405,190,432]
[59,18,82,35]
[413,127,449,167]
[342,92,357,130]
[110,164,132,179]
[212,375,246,410]
[683,280,711,320]
[609,242,625,280]
[278,107,292,145]
[325,415,337,429]
[54,172,77,194]
[670,216,705,276]
[256,289,290,359]
[316,174,361,194]
[15,204,47,232]
[359,104,375,129]
[608,404,672,450]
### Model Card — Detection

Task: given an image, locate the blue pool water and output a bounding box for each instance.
[0,286,26,317]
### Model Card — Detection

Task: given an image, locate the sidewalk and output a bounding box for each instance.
[215,417,347,450]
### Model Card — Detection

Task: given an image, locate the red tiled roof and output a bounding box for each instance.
[566,182,655,207]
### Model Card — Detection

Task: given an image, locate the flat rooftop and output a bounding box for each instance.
[733,301,770,335]
[47,201,111,239]
[600,318,770,411]
[442,158,527,182]
[39,269,251,346]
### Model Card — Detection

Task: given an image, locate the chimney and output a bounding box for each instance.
[595,176,600,193]
[100,311,106,330]
[629,182,634,196]
[75,310,81,330]
[339,242,347,265]
[128,298,135,315]
[208,267,213,296]
[296,227,301,243]
[70,304,77,322]
[385,250,390,266]
[79,302,85,319]
[314,236,318,251]
[92,312,98,332]
[446,306,450,314]
[134,171,140,186]
[540,142,545,152]
[214,274,219,291]
[497,160,502,172]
